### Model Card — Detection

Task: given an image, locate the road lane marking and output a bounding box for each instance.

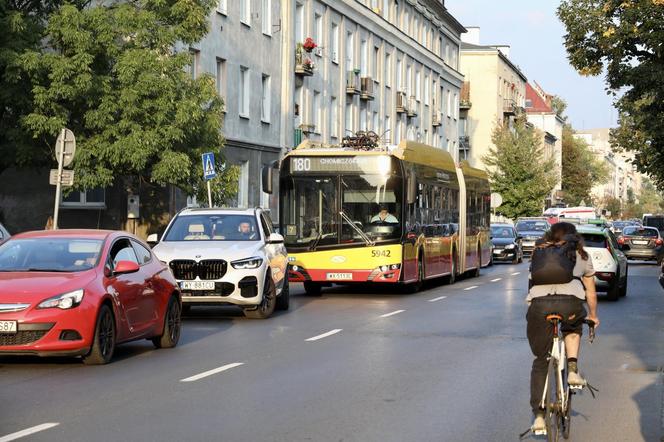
[0,423,59,442]
[428,296,447,302]
[306,329,343,342]
[491,278,502,282]
[511,272,521,276]
[379,309,405,318]
[464,285,478,291]
[180,362,244,382]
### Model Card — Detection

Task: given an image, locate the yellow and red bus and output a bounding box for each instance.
[273,140,491,294]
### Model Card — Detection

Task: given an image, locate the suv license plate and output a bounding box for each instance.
[326,273,353,281]
[0,320,17,334]
[633,240,648,245]
[181,281,216,290]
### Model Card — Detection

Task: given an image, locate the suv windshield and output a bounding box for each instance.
[516,221,548,232]
[0,238,102,272]
[491,226,515,238]
[164,214,260,241]
[623,226,658,238]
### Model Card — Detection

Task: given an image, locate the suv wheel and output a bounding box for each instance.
[606,274,620,301]
[244,273,277,319]
[275,278,290,311]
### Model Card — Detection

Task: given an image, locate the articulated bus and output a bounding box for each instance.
[268,140,491,295]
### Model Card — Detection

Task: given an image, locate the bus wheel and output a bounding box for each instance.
[472,245,481,278]
[447,253,457,285]
[303,281,322,296]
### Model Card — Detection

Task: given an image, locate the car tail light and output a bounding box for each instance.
[595,272,614,281]
[656,238,663,246]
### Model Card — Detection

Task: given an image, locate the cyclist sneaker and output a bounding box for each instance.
[568,370,586,387]
[532,413,546,434]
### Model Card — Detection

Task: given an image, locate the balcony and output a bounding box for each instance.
[407,96,418,118]
[295,46,314,77]
[396,91,408,113]
[432,111,442,127]
[360,77,374,100]
[460,82,471,109]
[346,71,360,95]
[503,98,517,115]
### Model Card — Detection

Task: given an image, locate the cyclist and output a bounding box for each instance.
[526,222,600,431]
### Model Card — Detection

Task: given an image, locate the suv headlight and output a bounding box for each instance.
[231,257,263,269]
[505,244,516,249]
[37,289,84,310]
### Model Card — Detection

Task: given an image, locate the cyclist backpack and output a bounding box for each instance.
[530,241,577,286]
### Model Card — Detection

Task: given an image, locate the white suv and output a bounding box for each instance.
[149,208,289,319]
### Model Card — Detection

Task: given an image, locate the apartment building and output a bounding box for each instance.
[458,27,527,170]
[190,0,283,211]
[281,0,466,158]
[525,82,564,207]
[574,128,643,204]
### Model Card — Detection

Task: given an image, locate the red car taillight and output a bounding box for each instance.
[656,238,663,246]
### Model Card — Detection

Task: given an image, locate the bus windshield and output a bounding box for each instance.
[281,156,403,249]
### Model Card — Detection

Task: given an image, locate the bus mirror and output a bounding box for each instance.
[262,160,279,194]
[407,174,416,204]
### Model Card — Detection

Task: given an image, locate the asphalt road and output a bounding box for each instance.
[1,261,663,442]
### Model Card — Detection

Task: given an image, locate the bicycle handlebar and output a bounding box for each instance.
[583,319,596,343]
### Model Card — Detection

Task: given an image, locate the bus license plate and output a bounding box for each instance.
[180,281,216,290]
[0,320,17,334]
[326,273,353,281]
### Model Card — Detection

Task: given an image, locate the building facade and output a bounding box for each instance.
[574,128,643,205]
[190,0,283,211]
[281,0,466,159]
[525,82,564,207]
[458,27,527,170]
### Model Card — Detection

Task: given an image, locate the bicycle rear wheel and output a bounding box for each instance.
[545,357,560,442]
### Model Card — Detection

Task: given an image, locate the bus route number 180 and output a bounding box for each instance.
[292,158,311,172]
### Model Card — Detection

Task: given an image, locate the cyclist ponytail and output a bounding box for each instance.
[540,222,589,261]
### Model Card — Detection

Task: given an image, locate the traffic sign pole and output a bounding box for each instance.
[207,181,212,208]
[52,128,65,229]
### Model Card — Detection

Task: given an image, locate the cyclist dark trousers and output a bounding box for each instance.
[526,294,587,413]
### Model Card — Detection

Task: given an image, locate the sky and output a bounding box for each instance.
[446,0,617,130]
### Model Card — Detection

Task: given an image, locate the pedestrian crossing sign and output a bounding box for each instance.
[202,152,216,180]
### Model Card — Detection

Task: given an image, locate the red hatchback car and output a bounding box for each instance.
[0,230,181,364]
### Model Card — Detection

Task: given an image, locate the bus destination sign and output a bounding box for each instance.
[290,156,391,173]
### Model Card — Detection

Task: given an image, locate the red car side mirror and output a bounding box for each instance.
[114,260,140,275]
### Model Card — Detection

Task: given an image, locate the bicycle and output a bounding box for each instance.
[535,314,596,441]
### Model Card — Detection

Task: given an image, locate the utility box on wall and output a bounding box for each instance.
[127,194,140,219]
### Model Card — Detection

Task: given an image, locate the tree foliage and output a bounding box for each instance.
[483,117,558,219]
[622,179,664,218]
[558,0,664,189]
[4,0,236,204]
[561,125,609,205]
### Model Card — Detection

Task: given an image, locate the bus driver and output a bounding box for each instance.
[371,206,399,224]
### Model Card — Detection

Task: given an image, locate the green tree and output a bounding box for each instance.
[549,95,568,122]
[558,0,664,189]
[561,125,608,205]
[16,0,236,204]
[483,117,557,219]
[601,195,622,218]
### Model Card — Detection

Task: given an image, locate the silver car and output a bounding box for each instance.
[149,208,289,319]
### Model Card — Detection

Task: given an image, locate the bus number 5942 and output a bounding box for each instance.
[372,250,391,258]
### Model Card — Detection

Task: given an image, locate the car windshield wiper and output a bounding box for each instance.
[339,211,375,246]
[21,268,69,272]
[308,231,323,251]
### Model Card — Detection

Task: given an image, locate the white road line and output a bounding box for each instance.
[379,309,405,318]
[180,362,244,382]
[512,272,521,276]
[0,423,59,442]
[428,295,448,302]
[491,278,502,282]
[464,285,478,291]
[306,329,343,342]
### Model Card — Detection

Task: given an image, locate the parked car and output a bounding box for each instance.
[0,230,181,364]
[515,219,549,255]
[149,208,289,319]
[0,223,9,245]
[578,225,628,301]
[618,225,664,264]
[490,224,523,264]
